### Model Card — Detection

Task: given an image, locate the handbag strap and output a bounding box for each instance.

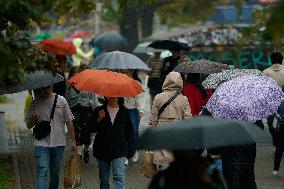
[50,94,58,120]
[158,91,180,117]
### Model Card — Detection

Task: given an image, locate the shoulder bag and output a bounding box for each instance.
[158,91,180,118]
[33,94,58,140]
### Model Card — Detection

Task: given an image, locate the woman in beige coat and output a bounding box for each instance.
[149,71,192,168]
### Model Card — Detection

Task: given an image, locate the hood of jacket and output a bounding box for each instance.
[270,64,284,71]
[162,71,183,92]
[72,38,82,48]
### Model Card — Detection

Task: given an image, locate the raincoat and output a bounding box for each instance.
[149,72,192,166]
[72,38,94,66]
[263,64,284,87]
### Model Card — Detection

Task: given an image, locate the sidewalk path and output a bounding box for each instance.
[2,89,284,188]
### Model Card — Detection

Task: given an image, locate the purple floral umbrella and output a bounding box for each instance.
[206,75,284,122]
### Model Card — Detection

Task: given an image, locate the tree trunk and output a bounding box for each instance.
[119,1,139,51]
[141,4,155,38]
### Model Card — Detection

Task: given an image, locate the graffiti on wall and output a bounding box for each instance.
[188,47,274,70]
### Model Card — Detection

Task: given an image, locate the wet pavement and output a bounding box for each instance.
[1,89,284,188]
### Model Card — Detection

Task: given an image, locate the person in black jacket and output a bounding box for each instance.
[92,97,135,189]
[149,150,226,189]
[222,120,264,189]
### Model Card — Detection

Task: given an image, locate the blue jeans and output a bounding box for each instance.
[35,146,65,189]
[215,159,223,175]
[97,157,126,189]
[127,108,140,140]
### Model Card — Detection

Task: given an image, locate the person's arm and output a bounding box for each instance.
[136,83,145,117]
[92,106,105,133]
[76,48,94,59]
[66,121,77,151]
[149,96,160,127]
[183,96,192,119]
[25,102,37,129]
[61,97,77,150]
[125,110,135,159]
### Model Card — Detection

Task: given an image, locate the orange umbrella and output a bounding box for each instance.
[68,69,144,97]
[40,39,76,55]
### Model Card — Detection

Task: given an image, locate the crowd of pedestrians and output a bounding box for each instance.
[22,34,284,189]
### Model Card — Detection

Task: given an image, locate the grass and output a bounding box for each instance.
[0,156,15,189]
[0,95,8,103]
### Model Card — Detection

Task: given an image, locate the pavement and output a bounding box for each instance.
[1,88,284,188]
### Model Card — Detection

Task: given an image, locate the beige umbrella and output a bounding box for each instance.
[263,64,284,87]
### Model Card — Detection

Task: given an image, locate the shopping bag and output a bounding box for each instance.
[141,151,157,178]
[64,154,82,189]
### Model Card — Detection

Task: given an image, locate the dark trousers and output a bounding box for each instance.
[71,105,93,146]
[223,163,257,189]
[274,147,284,171]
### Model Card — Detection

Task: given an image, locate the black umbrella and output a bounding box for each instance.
[174,56,228,74]
[136,116,270,150]
[93,31,128,51]
[0,71,64,94]
[148,40,190,51]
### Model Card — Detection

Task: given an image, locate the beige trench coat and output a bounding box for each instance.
[149,72,192,166]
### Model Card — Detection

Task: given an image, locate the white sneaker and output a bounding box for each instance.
[131,151,139,162]
[125,159,128,166]
[272,170,279,175]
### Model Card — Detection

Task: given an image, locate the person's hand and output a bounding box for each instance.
[70,142,77,152]
[97,110,105,122]
[31,108,38,121]
[139,112,144,118]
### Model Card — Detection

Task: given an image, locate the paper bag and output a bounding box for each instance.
[141,151,157,178]
[64,154,82,189]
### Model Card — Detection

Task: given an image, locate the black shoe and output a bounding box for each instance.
[83,150,89,163]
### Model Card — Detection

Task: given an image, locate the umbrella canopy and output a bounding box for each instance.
[136,116,270,150]
[67,69,144,97]
[71,31,90,38]
[91,51,151,71]
[173,56,228,74]
[0,71,64,94]
[35,33,52,40]
[148,40,190,51]
[202,69,265,89]
[132,42,163,54]
[206,75,284,122]
[40,39,76,55]
[93,31,128,51]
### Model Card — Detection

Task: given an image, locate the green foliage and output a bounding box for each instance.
[265,0,284,47]
[0,0,96,90]
[0,95,8,103]
[156,0,221,27]
[0,157,15,189]
[101,0,220,27]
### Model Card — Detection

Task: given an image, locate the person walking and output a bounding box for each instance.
[160,52,180,86]
[66,65,101,163]
[25,85,76,189]
[147,52,162,102]
[263,52,284,87]
[149,71,191,168]
[265,52,284,148]
[221,120,263,189]
[272,84,284,175]
[72,38,94,66]
[149,150,226,189]
[124,70,145,163]
[183,73,212,116]
[92,97,135,189]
